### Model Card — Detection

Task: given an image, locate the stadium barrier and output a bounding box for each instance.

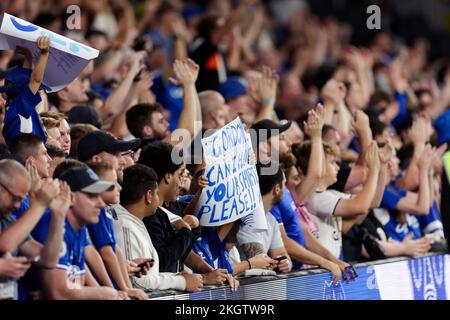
[149,253,450,300]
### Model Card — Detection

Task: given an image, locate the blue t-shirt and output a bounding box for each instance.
[86,207,116,251]
[151,74,184,132]
[193,227,234,274]
[417,201,444,236]
[56,220,90,280]
[3,86,46,144]
[11,195,52,243]
[391,91,409,131]
[378,182,422,241]
[270,188,305,270]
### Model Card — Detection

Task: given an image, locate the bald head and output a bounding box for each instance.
[198,90,227,129]
[0,159,30,190]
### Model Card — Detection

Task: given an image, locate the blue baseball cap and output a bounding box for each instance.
[0,67,51,96]
[218,77,247,101]
[0,67,31,96]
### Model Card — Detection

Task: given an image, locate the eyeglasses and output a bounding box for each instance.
[0,180,25,204]
[119,150,135,159]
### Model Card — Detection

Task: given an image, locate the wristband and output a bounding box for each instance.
[262,98,274,106]
[247,259,252,269]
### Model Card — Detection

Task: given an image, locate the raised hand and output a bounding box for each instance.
[197,175,209,189]
[303,104,325,139]
[417,144,433,171]
[352,109,370,135]
[379,142,394,164]
[248,66,279,105]
[26,162,43,196]
[170,59,200,87]
[30,178,60,207]
[49,181,71,219]
[36,36,50,53]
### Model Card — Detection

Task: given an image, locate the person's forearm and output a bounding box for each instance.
[232,260,249,276]
[173,83,197,145]
[303,227,338,263]
[116,246,132,288]
[356,127,373,166]
[227,35,241,71]
[173,37,187,61]
[345,169,379,216]
[253,102,274,124]
[184,250,213,274]
[378,240,404,258]
[284,235,325,266]
[91,50,125,84]
[37,214,65,268]
[100,247,129,291]
[30,51,49,91]
[323,102,335,125]
[85,246,114,287]
[371,164,388,208]
[101,71,136,122]
[415,167,431,215]
[296,135,323,202]
[0,201,46,253]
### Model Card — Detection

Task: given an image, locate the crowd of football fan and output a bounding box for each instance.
[0,0,449,299]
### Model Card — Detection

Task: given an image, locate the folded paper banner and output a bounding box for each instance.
[0,12,99,92]
[196,117,268,230]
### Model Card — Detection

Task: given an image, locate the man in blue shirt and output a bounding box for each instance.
[39,166,122,299]
[1,36,51,144]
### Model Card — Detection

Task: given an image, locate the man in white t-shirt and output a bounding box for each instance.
[237,163,292,273]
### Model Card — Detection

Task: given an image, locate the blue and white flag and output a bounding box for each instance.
[0,12,98,92]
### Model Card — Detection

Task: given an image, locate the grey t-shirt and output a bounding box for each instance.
[0,215,32,299]
[236,213,284,260]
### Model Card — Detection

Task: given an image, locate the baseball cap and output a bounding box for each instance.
[68,105,102,128]
[59,166,114,193]
[218,76,247,101]
[0,67,51,96]
[250,119,292,145]
[77,131,141,162]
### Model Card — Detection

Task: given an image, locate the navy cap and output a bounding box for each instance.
[59,166,114,193]
[0,67,31,95]
[77,131,141,162]
[250,119,292,145]
[218,77,247,101]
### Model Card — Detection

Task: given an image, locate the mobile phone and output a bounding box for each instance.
[274,256,287,262]
[344,265,358,281]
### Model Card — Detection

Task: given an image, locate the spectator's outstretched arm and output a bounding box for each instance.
[167,59,201,147]
[352,110,373,165]
[296,106,324,202]
[334,142,380,217]
[29,36,50,95]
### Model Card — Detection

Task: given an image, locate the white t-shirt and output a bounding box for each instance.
[306,189,351,258]
[236,212,284,259]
